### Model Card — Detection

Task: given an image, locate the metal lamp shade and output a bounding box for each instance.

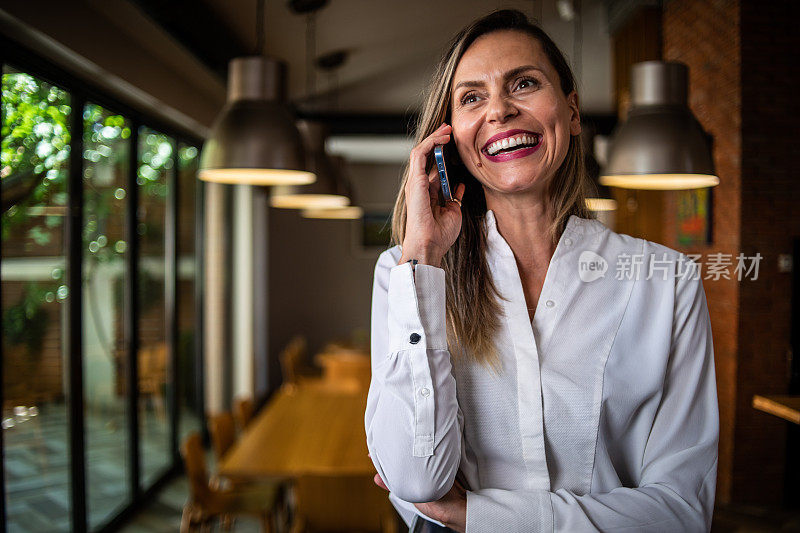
[302,206,363,219]
[301,156,361,219]
[581,128,617,212]
[271,121,351,209]
[600,61,719,190]
[199,57,315,185]
[586,181,618,211]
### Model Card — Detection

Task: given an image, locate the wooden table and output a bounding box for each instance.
[752,395,800,425]
[218,381,374,480]
[315,350,371,391]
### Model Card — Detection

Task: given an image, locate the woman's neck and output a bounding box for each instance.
[486,190,557,268]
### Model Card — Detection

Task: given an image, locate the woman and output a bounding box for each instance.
[365,10,718,533]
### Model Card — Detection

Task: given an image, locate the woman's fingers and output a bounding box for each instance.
[409,124,451,178]
[373,473,389,491]
[427,167,442,208]
[442,182,466,215]
[455,182,466,203]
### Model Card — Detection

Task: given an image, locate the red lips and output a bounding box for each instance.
[481,129,541,153]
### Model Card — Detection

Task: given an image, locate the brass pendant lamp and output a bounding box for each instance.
[581,125,617,212]
[198,0,314,186]
[270,121,351,209]
[301,156,363,219]
[600,61,719,190]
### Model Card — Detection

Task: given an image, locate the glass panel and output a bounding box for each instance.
[177,143,200,443]
[1,66,71,533]
[137,126,172,486]
[82,102,132,529]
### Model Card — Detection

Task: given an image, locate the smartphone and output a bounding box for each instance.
[433,145,453,202]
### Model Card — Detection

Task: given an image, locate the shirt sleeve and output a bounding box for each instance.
[466,268,719,533]
[365,248,462,503]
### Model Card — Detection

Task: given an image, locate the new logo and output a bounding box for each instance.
[578,251,607,282]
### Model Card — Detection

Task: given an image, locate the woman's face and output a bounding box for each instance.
[450,30,581,198]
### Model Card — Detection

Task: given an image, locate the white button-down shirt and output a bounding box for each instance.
[365,211,718,532]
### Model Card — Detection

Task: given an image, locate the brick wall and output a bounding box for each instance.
[1,282,66,405]
[733,0,799,505]
[664,0,798,505]
[663,0,742,505]
[611,7,667,244]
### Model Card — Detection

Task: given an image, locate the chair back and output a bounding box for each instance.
[181,432,212,505]
[208,411,236,461]
[294,474,394,532]
[233,397,255,432]
[279,336,308,386]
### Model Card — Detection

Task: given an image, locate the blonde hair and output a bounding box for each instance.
[391,10,595,370]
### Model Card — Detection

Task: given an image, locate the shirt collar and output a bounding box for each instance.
[483,209,604,257]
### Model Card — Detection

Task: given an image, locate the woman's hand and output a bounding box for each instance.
[373,472,467,532]
[399,123,466,269]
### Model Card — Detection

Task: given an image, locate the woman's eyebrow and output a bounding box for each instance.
[453,65,546,92]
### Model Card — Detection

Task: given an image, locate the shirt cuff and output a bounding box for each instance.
[387,261,447,353]
[466,489,554,533]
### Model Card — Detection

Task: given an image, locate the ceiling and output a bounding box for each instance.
[144,0,615,116]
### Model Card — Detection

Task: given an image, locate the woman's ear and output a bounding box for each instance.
[567,90,581,136]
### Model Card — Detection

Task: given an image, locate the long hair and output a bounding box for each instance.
[390,9,595,370]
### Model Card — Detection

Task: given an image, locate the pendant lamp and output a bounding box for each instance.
[270,121,351,209]
[302,206,363,219]
[581,125,617,212]
[600,61,719,190]
[198,0,314,185]
[300,156,361,219]
[586,184,618,212]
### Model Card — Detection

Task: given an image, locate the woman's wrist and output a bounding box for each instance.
[399,244,444,268]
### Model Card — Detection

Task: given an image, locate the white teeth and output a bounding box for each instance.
[486,134,540,155]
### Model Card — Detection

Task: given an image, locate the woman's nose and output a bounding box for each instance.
[485,95,518,123]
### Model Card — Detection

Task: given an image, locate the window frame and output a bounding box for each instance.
[0,34,206,533]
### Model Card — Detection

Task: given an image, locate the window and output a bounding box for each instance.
[1,67,72,533]
[1,39,204,532]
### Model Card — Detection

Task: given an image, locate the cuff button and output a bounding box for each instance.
[409,333,421,344]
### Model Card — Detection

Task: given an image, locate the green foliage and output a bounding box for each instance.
[1,72,192,252]
[1,72,70,242]
[1,71,199,359]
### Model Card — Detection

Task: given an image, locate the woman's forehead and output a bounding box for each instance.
[454,30,552,84]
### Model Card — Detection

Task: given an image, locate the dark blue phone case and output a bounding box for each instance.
[433,145,453,201]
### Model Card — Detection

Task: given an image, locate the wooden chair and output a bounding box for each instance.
[138,343,168,422]
[233,397,255,432]
[279,337,320,389]
[180,432,285,532]
[208,411,237,462]
[289,474,397,533]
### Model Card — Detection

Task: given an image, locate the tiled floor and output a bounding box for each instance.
[5,403,800,532]
[119,476,265,533]
[3,401,199,533]
[119,476,800,533]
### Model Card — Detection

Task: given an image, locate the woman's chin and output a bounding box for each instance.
[484,181,547,199]
[481,170,548,196]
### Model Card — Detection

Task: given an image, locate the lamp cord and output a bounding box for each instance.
[256,0,265,55]
[306,13,317,95]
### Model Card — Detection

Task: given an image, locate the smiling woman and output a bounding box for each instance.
[366,9,719,533]
[392,10,591,370]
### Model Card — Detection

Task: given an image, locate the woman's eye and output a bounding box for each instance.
[516,77,539,90]
[461,93,478,105]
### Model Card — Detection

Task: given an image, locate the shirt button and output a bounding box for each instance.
[564,238,573,247]
[409,333,421,344]
[545,300,555,308]
[420,388,430,397]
